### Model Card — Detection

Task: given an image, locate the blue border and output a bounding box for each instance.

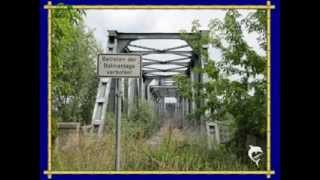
[40,0,280,180]
[40,0,48,179]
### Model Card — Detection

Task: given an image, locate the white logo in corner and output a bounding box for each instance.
[248,145,263,167]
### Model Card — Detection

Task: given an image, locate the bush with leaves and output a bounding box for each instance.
[52,6,101,124]
[176,10,267,162]
[126,100,160,139]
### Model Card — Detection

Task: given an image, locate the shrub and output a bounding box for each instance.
[127,100,160,139]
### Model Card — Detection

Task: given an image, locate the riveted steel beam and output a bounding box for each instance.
[131,50,192,54]
[113,32,195,40]
[143,61,189,67]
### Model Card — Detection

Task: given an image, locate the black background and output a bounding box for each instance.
[281,0,318,179]
[2,0,40,179]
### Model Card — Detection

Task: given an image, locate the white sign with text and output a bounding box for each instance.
[97,54,142,78]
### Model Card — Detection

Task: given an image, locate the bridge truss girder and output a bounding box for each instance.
[91,30,209,136]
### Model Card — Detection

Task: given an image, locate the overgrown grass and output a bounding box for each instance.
[52,125,263,171]
[52,101,265,171]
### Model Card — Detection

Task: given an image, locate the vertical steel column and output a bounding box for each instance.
[181,98,184,128]
[190,69,196,114]
[138,77,142,106]
[199,31,209,134]
[127,79,134,117]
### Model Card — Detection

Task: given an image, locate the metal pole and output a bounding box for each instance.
[115,78,121,170]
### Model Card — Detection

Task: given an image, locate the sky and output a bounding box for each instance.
[83,10,264,102]
[83,9,264,55]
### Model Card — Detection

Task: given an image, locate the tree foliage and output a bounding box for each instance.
[176,10,267,159]
[52,7,101,124]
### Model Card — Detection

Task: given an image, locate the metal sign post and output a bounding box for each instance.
[97,53,141,171]
[115,78,121,170]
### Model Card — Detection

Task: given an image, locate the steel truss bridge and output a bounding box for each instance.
[91,30,209,136]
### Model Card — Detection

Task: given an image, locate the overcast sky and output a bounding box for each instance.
[83,10,264,101]
[83,10,263,54]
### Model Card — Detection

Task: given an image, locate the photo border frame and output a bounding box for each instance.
[43,1,276,178]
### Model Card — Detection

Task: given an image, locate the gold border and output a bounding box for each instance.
[44,5,275,10]
[266,1,272,178]
[44,170,275,175]
[45,1,275,178]
[47,1,52,179]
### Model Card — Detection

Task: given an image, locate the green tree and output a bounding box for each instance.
[176,10,267,161]
[52,6,101,124]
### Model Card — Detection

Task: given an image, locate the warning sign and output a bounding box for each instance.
[97,54,142,78]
